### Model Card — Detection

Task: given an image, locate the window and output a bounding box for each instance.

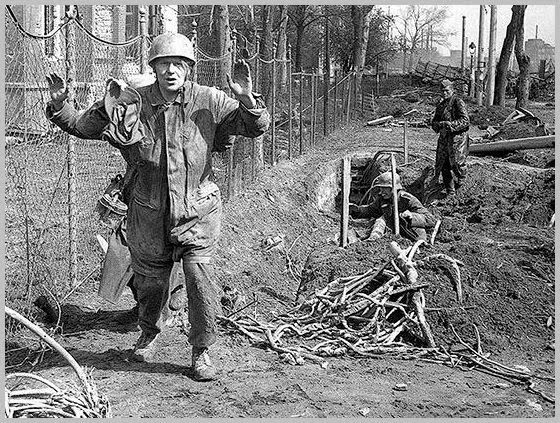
[44,5,55,56]
[125,5,139,59]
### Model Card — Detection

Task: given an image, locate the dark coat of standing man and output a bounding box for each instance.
[430,79,470,196]
[46,32,270,381]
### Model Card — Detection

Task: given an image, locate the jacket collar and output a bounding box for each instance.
[147,81,194,106]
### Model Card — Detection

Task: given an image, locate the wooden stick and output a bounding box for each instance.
[430,219,442,245]
[340,155,351,247]
[411,292,436,347]
[403,118,409,164]
[5,307,90,388]
[390,153,400,235]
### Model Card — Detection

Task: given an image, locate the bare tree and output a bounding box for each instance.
[287,5,323,71]
[493,6,519,106]
[513,5,530,108]
[351,5,376,89]
[259,5,274,101]
[276,5,288,92]
[396,5,454,71]
[210,5,232,90]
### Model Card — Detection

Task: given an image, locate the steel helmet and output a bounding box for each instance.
[372,171,402,190]
[148,32,196,66]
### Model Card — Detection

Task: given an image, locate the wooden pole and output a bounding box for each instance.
[323,6,330,137]
[310,72,316,147]
[287,44,293,160]
[485,5,497,107]
[390,153,400,236]
[403,119,409,164]
[139,6,148,74]
[271,43,277,164]
[299,74,303,155]
[333,72,339,130]
[461,16,466,73]
[191,19,198,82]
[65,5,77,289]
[340,156,351,247]
[346,74,351,125]
[476,5,486,106]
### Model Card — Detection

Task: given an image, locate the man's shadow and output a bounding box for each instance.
[34,295,140,335]
[16,344,192,378]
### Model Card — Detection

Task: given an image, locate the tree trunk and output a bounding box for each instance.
[260,5,274,102]
[513,5,530,109]
[276,5,288,93]
[494,6,518,106]
[211,5,232,90]
[294,25,304,72]
[351,6,375,95]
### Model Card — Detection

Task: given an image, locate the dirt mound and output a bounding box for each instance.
[468,104,514,127]
[372,97,421,118]
[299,156,554,358]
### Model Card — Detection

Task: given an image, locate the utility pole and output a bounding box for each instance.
[475,5,486,106]
[485,5,497,107]
[461,16,466,73]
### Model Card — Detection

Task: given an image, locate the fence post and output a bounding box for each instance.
[254,35,260,90]
[340,156,351,248]
[299,73,303,155]
[191,19,198,83]
[271,43,277,165]
[346,74,351,125]
[65,5,78,289]
[333,71,339,131]
[139,6,148,73]
[287,44,293,160]
[311,72,316,147]
[323,7,330,137]
[403,118,409,164]
[361,75,364,117]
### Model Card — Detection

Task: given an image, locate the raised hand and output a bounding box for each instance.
[227,60,255,108]
[46,73,68,106]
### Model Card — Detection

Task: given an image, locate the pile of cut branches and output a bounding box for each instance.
[219,240,554,403]
[4,307,111,418]
[219,240,462,362]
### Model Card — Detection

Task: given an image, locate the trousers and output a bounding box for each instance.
[133,260,220,348]
[434,132,469,189]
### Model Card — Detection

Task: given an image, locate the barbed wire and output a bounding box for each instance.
[6,5,144,47]
[197,47,231,61]
[73,11,143,47]
[5,5,70,40]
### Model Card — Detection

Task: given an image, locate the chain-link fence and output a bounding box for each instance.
[5,6,363,341]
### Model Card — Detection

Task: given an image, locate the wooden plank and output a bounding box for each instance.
[340,156,351,247]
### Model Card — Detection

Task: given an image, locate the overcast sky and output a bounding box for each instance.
[386,5,555,55]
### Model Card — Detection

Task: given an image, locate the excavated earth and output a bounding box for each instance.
[5,101,556,418]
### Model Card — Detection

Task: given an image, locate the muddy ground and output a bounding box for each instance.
[5,99,556,418]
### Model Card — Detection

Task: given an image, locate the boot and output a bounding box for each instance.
[192,347,217,381]
[131,331,159,362]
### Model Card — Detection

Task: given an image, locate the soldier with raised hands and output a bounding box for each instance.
[46,32,270,381]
